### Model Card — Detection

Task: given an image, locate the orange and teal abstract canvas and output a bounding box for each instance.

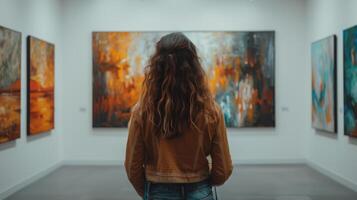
[344,25,357,137]
[311,35,337,133]
[0,25,21,144]
[92,32,275,128]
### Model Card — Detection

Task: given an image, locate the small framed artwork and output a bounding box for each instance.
[27,36,55,136]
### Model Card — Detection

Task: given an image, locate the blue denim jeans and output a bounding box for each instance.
[143,179,214,200]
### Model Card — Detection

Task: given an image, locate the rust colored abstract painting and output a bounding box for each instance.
[27,36,55,135]
[0,25,21,144]
[92,32,275,128]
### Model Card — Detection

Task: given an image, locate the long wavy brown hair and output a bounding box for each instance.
[137,32,217,138]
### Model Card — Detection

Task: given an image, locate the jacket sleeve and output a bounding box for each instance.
[125,113,145,197]
[210,108,233,186]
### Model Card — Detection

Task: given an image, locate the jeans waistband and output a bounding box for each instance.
[145,179,211,200]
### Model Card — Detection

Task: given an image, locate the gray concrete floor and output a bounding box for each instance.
[6,164,357,200]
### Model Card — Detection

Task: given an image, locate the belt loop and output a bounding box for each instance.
[146,182,151,200]
[214,186,218,200]
[181,185,185,200]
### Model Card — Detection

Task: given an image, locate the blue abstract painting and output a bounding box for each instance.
[344,25,357,137]
[311,35,337,133]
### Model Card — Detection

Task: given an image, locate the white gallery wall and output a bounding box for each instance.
[306,0,357,191]
[0,0,63,197]
[60,0,307,164]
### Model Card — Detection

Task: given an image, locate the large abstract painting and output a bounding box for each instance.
[27,36,55,135]
[0,26,21,144]
[311,35,337,133]
[93,32,275,128]
[344,25,357,137]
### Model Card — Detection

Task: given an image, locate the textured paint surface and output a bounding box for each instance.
[28,37,55,135]
[344,26,357,137]
[92,32,275,128]
[0,26,21,144]
[311,36,336,133]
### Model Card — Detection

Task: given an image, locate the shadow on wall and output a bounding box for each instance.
[315,129,338,140]
[89,127,278,137]
[226,127,277,136]
[26,132,51,143]
[349,137,357,146]
[0,141,16,151]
